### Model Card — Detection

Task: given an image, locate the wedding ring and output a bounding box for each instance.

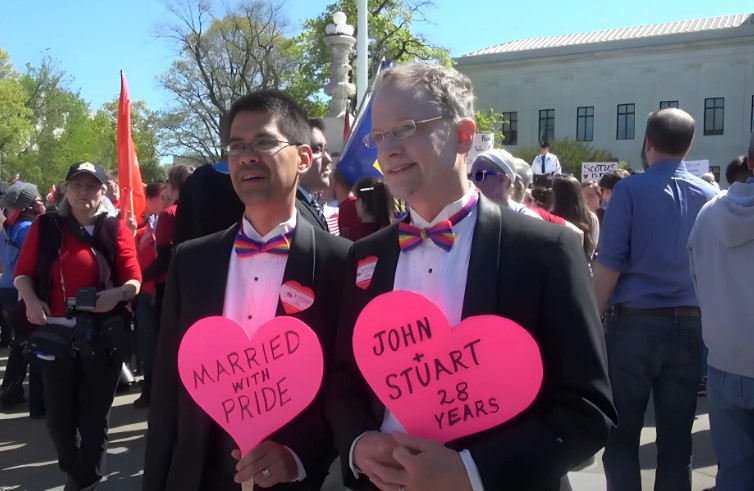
[262,467,271,479]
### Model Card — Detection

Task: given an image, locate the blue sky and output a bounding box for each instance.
[0,0,751,111]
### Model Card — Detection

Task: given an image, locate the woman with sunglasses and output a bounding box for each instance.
[468,149,542,219]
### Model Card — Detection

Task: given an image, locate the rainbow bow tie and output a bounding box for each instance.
[234,231,292,257]
[398,191,480,252]
[399,221,455,251]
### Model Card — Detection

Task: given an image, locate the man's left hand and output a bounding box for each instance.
[231,440,299,488]
[369,433,473,491]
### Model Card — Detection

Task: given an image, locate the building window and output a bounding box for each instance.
[576,106,594,142]
[704,97,724,136]
[501,112,518,145]
[660,100,679,109]
[616,104,635,140]
[538,109,555,142]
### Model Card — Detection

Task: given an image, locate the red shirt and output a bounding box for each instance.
[338,196,377,241]
[136,221,157,295]
[15,218,141,317]
[154,205,178,284]
[533,208,566,226]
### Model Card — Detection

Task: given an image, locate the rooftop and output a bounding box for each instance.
[461,13,753,58]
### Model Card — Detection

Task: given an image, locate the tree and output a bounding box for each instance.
[157,0,305,164]
[475,109,506,147]
[295,0,450,109]
[0,49,33,180]
[2,55,164,190]
[515,139,618,177]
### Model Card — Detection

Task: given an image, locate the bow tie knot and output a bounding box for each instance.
[235,231,292,257]
[398,191,479,252]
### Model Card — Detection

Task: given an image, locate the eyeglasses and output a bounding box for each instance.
[311,144,329,155]
[468,170,504,182]
[363,116,444,148]
[224,138,299,156]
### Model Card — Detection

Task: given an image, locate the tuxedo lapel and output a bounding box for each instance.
[275,214,317,322]
[461,195,503,318]
[198,224,237,318]
[364,223,401,296]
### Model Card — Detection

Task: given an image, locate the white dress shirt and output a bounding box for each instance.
[223,213,306,482]
[530,153,562,175]
[349,186,487,491]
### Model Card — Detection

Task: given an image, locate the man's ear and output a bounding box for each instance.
[456,118,477,154]
[297,145,313,176]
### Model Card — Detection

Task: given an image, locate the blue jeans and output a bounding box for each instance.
[707,366,754,491]
[602,314,702,491]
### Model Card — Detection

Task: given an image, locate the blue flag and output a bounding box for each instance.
[336,61,391,185]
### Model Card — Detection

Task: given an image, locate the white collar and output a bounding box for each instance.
[409,184,478,228]
[241,213,297,242]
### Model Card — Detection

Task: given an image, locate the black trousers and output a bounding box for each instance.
[38,347,122,490]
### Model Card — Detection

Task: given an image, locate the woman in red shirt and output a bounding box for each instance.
[14,162,141,491]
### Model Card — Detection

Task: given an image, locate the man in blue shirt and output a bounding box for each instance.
[593,108,717,491]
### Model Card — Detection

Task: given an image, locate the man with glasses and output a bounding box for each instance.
[327,62,615,491]
[469,149,542,219]
[144,90,350,491]
[295,118,333,232]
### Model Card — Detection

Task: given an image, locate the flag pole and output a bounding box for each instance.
[356,0,368,107]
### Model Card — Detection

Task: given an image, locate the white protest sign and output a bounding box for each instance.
[467,133,494,167]
[581,162,619,182]
[684,160,710,177]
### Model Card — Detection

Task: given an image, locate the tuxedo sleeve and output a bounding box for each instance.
[465,228,616,489]
[142,246,183,490]
[325,246,381,489]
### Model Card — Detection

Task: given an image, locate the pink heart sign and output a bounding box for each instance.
[178,316,324,454]
[353,291,543,443]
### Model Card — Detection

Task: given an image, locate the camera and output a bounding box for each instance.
[68,288,99,355]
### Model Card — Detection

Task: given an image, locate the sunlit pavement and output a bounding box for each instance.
[0,347,716,490]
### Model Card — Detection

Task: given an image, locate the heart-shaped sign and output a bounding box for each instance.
[178,316,324,453]
[353,291,543,443]
[280,281,315,314]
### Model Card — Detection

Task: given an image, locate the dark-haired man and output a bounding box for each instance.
[594,108,718,491]
[295,118,332,232]
[144,90,350,490]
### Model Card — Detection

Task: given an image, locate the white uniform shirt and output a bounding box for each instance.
[530,153,562,175]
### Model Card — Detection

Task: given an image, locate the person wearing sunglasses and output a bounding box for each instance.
[469,149,542,220]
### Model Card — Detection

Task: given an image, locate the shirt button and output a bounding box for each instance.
[247,315,252,320]
[254,277,259,282]
[428,268,433,274]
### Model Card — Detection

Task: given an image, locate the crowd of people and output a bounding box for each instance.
[0,62,752,491]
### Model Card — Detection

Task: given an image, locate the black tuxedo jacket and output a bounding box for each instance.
[144,216,350,491]
[174,164,245,245]
[326,195,617,491]
[295,189,329,232]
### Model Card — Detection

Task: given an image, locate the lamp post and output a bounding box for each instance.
[324,12,357,118]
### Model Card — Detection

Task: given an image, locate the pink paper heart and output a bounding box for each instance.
[353,291,543,443]
[178,316,323,453]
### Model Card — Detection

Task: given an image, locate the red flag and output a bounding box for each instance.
[117,71,146,221]
[343,109,351,144]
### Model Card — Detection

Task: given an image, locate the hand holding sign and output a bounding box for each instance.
[353,291,543,443]
[178,316,324,489]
